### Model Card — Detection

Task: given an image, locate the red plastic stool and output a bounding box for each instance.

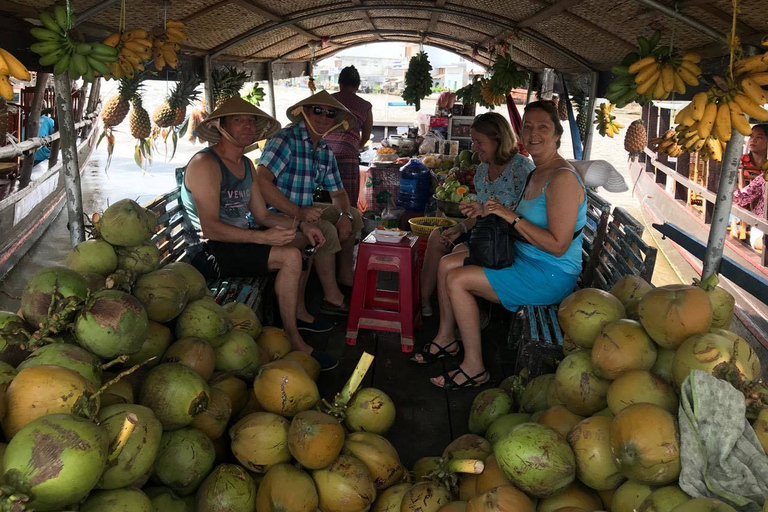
[346,233,422,352]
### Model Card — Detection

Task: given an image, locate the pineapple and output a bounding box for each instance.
[624,119,647,156]
[557,94,569,121]
[129,93,151,140]
[573,90,590,142]
[212,67,249,109]
[153,71,201,128]
[101,74,144,128]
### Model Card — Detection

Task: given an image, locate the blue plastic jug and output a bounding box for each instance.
[397,158,432,212]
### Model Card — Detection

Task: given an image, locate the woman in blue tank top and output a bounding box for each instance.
[429,100,587,390]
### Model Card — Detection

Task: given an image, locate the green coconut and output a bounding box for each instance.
[17,343,102,387]
[606,369,679,415]
[175,298,233,341]
[650,347,676,384]
[116,242,161,275]
[253,360,319,418]
[609,275,653,319]
[145,487,188,512]
[401,481,451,512]
[566,416,625,491]
[190,386,232,440]
[80,488,153,512]
[343,431,404,490]
[20,266,89,328]
[212,329,261,380]
[670,499,738,512]
[74,289,149,359]
[345,387,397,435]
[288,410,345,470]
[443,434,493,461]
[66,239,118,277]
[557,289,626,348]
[555,350,610,416]
[133,269,189,323]
[412,457,441,481]
[493,422,576,498]
[165,261,207,301]
[521,374,556,413]
[97,404,163,489]
[468,388,514,436]
[224,302,263,339]
[98,198,155,247]
[210,373,249,417]
[257,464,318,512]
[154,427,216,496]
[637,486,690,512]
[162,336,216,380]
[138,363,210,430]
[591,319,658,380]
[99,372,134,407]
[672,332,762,388]
[3,413,109,511]
[0,313,29,367]
[81,272,107,292]
[313,454,377,512]
[485,413,531,446]
[373,483,411,512]
[124,320,173,368]
[612,480,655,512]
[230,412,292,473]
[197,464,257,512]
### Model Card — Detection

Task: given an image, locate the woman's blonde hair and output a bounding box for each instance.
[470,112,518,165]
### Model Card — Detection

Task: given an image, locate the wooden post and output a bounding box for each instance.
[53,72,85,246]
[582,71,599,161]
[656,107,671,186]
[267,60,277,117]
[86,77,101,114]
[19,72,50,188]
[645,104,658,175]
[525,75,534,104]
[674,151,690,202]
[204,55,214,114]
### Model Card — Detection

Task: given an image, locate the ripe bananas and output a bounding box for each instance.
[480,79,506,107]
[650,130,684,158]
[104,29,154,79]
[0,48,31,99]
[593,102,624,138]
[152,21,186,71]
[29,6,117,81]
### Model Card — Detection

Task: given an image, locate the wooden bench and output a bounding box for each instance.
[507,194,658,377]
[143,176,274,324]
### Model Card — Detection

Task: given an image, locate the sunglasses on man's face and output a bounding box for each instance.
[310,106,338,119]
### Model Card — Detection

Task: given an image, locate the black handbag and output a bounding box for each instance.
[465,215,517,269]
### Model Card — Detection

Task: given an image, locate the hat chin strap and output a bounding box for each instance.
[212,119,254,149]
[294,108,349,137]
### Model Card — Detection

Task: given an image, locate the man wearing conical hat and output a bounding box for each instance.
[257,90,364,319]
[182,97,338,370]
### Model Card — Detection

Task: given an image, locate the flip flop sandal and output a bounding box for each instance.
[433,367,490,390]
[410,340,461,365]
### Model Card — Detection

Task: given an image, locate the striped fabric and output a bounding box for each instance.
[324,91,372,158]
[258,122,343,209]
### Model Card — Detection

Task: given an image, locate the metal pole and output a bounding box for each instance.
[204,55,214,114]
[541,68,555,100]
[701,129,745,279]
[19,72,50,188]
[75,0,121,25]
[267,61,277,118]
[582,71,599,161]
[53,72,85,246]
[633,0,728,45]
[525,75,534,105]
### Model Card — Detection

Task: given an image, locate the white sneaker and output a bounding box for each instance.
[422,305,433,317]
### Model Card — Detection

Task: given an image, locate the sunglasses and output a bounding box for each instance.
[310,106,338,119]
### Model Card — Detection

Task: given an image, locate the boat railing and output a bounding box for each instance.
[0,112,98,161]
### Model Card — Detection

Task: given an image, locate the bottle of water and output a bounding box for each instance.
[397,159,432,212]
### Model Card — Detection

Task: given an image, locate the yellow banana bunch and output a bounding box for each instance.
[152,36,180,71]
[163,20,187,43]
[593,102,624,138]
[0,48,31,100]
[479,79,505,107]
[103,30,153,79]
[650,129,684,157]
[630,52,701,100]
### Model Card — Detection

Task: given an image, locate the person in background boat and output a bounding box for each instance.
[33,109,55,164]
[417,112,534,323]
[182,97,338,371]
[733,124,768,249]
[257,90,364,320]
[324,66,373,212]
[426,101,586,389]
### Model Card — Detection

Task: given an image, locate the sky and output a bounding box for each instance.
[327,42,485,71]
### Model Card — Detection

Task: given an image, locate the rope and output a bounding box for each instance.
[728,0,739,79]
[119,0,126,34]
[669,3,678,60]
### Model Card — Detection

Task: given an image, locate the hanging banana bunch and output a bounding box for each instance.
[29,5,118,81]
[153,21,187,71]
[480,79,506,107]
[649,129,684,158]
[593,102,624,138]
[607,30,701,107]
[402,51,433,111]
[102,29,153,80]
[0,48,31,100]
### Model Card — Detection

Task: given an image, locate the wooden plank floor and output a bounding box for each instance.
[302,272,520,468]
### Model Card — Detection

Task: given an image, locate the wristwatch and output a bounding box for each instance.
[511,215,523,229]
[339,211,353,222]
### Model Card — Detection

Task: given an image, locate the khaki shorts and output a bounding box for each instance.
[291,203,363,258]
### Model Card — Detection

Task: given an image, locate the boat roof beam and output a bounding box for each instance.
[631,0,728,45]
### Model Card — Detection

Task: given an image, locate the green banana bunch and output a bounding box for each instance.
[605,30,663,108]
[402,51,433,111]
[488,53,529,96]
[244,83,265,106]
[593,102,624,138]
[29,5,117,81]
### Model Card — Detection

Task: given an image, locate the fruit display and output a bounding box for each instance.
[593,102,624,138]
[153,70,201,128]
[99,72,147,170]
[649,129,685,158]
[28,6,118,81]
[402,51,433,111]
[245,82,266,106]
[607,30,701,107]
[456,78,484,109]
[481,52,529,108]
[153,21,188,71]
[435,175,472,203]
[212,66,250,109]
[0,48,31,100]
[623,119,647,155]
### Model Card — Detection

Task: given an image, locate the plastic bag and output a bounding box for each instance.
[419,130,445,155]
[381,196,405,229]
